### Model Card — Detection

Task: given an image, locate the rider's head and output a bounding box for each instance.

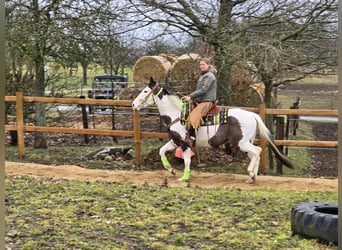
[199,58,216,74]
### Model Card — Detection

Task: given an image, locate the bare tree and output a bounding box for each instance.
[125,0,337,106]
[240,0,338,107]
[6,0,64,148]
[5,0,130,147]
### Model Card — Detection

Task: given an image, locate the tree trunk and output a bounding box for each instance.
[213,0,234,106]
[263,78,274,108]
[81,61,88,86]
[215,62,232,105]
[33,54,47,149]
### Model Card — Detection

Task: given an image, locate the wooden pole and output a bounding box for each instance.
[133,110,141,165]
[111,106,118,143]
[79,96,89,144]
[16,91,25,158]
[259,103,266,174]
[276,116,285,174]
[285,114,290,155]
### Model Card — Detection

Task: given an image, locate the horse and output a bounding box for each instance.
[132,77,294,183]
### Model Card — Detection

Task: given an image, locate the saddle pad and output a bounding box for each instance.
[201,108,229,126]
[181,104,229,126]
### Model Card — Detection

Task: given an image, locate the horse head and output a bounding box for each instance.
[132,77,158,111]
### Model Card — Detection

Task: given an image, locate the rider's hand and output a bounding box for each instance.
[182,96,191,102]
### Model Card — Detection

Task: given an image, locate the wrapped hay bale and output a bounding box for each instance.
[132,56,171,83]
[170,53,201,81]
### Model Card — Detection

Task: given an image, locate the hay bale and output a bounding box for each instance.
[247,82,265,106]
[159,53,178,65]
[230,61,263,107]
[249,82,276,107]
[170,53,201,81]
[132,56,171,83]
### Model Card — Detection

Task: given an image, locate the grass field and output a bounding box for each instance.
[5,175,338,249]
[276,75,338,110]
[296,75,338,84]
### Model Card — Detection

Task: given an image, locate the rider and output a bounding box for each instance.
[182,57,217,146]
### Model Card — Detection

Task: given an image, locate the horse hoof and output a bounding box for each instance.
[178,177,189,182]
[246,177,256,184]
[169,168,176,176]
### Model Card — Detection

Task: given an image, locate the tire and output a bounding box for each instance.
[291,201,338,244]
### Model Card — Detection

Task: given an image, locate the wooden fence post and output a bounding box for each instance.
[79,96,89,144]
[276,116,285,174]
[16,91,25,158]
[133,110,141,165]
[259,103,266,174]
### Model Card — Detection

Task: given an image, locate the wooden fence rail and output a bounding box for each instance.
[5,92,338,173]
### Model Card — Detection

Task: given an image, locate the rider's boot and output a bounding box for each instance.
[188,126,196,148]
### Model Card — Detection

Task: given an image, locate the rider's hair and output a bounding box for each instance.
[200,57,217,74]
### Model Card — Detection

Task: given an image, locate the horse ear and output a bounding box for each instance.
[148,77,156,88]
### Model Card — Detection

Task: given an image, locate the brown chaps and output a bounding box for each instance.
[186,102,212,131]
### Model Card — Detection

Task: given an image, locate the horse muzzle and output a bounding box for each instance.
[132,102,141,111]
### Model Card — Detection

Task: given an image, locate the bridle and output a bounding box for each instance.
[141,82,163,105]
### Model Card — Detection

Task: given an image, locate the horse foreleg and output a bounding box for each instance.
[246,156,259,184]
[239,142,261,184]
[179,147,192,182]
[159,141,177,175]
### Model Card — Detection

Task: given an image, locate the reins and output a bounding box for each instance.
[143,82,160,104]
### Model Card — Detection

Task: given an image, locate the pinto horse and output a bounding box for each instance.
[132,78,294,183]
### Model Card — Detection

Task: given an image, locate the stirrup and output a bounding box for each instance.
[189,136,196,148]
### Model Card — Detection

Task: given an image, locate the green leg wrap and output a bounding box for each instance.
[161,155,171,170]
[181,169,191,181]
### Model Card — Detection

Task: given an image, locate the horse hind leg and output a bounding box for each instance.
[239,142,262,184]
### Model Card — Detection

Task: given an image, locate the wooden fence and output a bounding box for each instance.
[5,91,338,173]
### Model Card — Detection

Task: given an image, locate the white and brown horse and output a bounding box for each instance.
[132,78,294,183]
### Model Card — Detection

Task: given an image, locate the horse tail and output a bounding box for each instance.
[252,113,295,169]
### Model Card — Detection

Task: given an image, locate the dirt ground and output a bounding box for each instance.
[5,119,338,191]
[306,122,338,177]
[5,161,337,191]
[5,120,338,192]
[5,83,338,191]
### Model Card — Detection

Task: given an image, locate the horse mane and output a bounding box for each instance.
[167,94,183,111]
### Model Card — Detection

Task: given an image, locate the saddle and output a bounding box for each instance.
[207,100,222,115]
[181,100,228,126]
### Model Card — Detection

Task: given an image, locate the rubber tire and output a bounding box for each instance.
[291,201,338,244]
